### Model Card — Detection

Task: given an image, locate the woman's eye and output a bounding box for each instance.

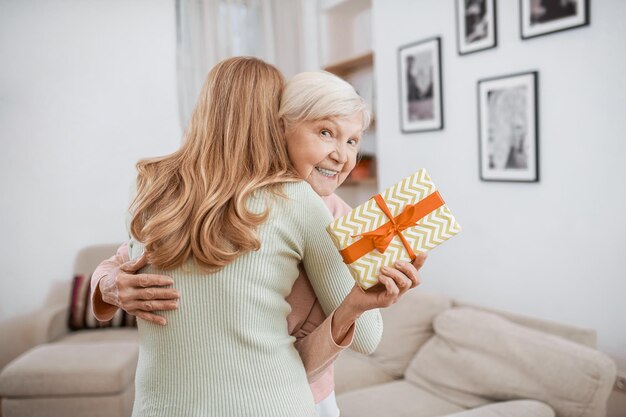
[320,129,332,138]
[347,138,359,146]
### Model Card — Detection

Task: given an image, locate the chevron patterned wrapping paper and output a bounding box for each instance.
[327,169,461,290]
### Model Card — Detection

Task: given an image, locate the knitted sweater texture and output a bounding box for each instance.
[129,182,383,417]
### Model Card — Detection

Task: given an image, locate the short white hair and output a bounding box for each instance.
[279,71,372,131]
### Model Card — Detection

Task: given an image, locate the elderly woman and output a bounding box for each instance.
[92,67,426,417]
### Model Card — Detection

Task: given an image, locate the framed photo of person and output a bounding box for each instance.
[398,37,443,133]
[477,71,539,182]
[520,0,589,39]
[455,0,497,55]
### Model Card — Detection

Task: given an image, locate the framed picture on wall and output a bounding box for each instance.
[398,37,443,133]
[455,0,497,55]
[520,0,589,39]
[478,71,539,182]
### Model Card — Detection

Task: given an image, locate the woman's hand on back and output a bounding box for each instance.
[98,254,179,325]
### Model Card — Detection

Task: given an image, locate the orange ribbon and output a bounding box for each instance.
[339,191,445,265]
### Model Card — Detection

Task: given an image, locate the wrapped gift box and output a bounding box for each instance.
[327,169,461,290]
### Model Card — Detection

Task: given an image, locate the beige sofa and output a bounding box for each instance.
[0,245,618,417]
[333,290,617,417]
[0,245,138,417]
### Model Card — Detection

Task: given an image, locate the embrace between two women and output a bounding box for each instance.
[90,57,427,417]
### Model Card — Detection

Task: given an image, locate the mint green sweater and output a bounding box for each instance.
[129,181,383,417]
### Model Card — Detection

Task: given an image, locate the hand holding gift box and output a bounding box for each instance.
[327,169,461,290]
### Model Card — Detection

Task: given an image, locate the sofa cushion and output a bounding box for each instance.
[0,342,138,397]
[337,380,465,417]
[334,349,395,394]
[58,328,138,344]
[405,308,617,417]
[1,385,134,417]
[369,290,452,377]
[442,400,554,417]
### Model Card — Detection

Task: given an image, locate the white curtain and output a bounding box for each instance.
[175,0,304,131]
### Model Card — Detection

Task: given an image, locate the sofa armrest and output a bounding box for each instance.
[41,304,70,343]
[0,304,68,370]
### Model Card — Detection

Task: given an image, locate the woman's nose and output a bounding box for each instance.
[330,144,348,164]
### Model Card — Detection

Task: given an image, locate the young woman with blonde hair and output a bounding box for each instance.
[92,61,425,417]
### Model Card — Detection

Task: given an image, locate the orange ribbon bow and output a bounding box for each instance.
[339,191,445,265]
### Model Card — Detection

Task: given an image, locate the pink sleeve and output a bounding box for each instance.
[90,243,129,321]
[292,193,355,384]
[294,308,355,384]
[321,193,352,218]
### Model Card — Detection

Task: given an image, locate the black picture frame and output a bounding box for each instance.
[477,71,539,182]
[455,0,498,55]
[520,0,590,40]
[398,37,444,133]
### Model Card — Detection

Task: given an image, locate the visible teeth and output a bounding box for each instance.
[316,167,338,177]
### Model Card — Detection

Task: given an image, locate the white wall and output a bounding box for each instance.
[372,0,626,412]
[0,0,180,321]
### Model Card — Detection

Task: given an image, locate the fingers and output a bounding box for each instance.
[137,287,180,301]
[115,272,179,315]
[378,274,399,298]
[118,272,175,289]
[373,259,425,309]
[381,266,413,293]
[124,299,179,313]
[411,252,428,270]
[394,261,422,289]
[120,254,148,272]
[131,310,168,326]
[138,274,175,288]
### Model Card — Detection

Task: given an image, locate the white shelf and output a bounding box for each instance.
[319,0,372,67]
[323,51,372,77]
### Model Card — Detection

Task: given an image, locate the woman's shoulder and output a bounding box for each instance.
[280,181,326,207]
[281,180,316,197]
[275,181,332,223]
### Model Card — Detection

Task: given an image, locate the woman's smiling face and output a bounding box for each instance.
[286,113,363,196]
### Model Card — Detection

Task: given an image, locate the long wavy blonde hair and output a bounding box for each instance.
[129,57,298,271]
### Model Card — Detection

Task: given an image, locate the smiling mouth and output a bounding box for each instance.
[315,167,339,177]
